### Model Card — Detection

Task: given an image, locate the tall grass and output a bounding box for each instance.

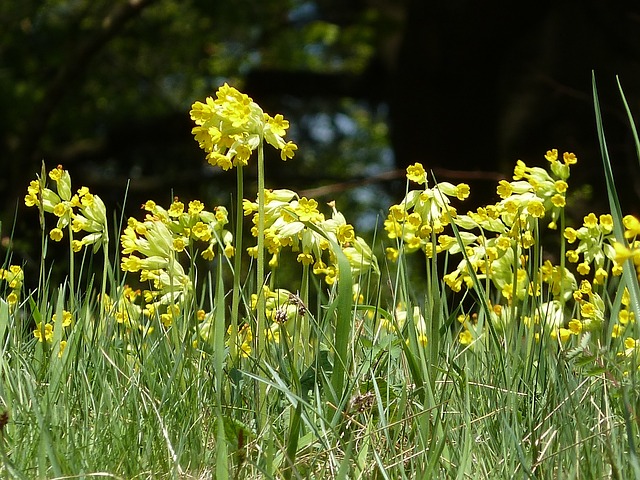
[1,81,639,479]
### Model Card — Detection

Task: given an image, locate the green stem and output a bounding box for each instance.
[67,223,75,312]
[99,234,109,322]
[256,139,267,430]
[229,166,244,361]
[300,266,311,363]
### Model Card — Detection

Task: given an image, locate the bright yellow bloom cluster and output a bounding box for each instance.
[564,213,615,280]
[433,152,579,301]
[384,162,470,260]
[190,83,297,170]
[414,149,640,357]
[120,197,234,322]
[25,165,108,252]
[243,190,378,284]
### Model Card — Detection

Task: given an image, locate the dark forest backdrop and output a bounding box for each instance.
[2,0,640,259]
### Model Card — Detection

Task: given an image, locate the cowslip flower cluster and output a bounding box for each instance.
[384,162,470,260]
[436,151,578,303]
[399,150,640,358]
[190,83,297,170]
[120,197,234,323]
[243,189,378,284]
[25,165,108,252]
[564,213,616,281]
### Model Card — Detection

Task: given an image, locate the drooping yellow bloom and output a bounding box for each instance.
[406,163,427,184]
[25,166,108,253]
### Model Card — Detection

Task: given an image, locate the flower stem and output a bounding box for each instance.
[67,223,75,312]
[229,165,244,361]
[256,139,267,430]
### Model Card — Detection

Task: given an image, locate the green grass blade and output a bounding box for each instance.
[214,262,229,480]
[593,73,640,322]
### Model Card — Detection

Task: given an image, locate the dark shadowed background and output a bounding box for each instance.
[2,0,640,268]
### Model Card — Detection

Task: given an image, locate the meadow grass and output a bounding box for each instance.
[1,79,640,479]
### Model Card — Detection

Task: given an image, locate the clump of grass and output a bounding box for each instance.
[1,80,640,479]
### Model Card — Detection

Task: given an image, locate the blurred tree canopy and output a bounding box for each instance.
[3,0,640,254]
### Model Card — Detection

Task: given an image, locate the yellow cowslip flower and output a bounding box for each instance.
[619,309,634,325]
[612,323,625,338]
[191,222,212,242]
[583,213,598,229]
[293,197,323,223]
[554,180,568,193]
[1,265,23,290]
[563,152,578,165]
[406,163,427,184]
[496,180,513,199]
[624,215,640,239]
[593,267,608,285]
[622,337,640,358]
[57,340,67,358]
[545,149,559,162]
[555,328,572,343]
[577,262,590,276]
[172,237,188,252]
[6,292,18,307]
[580,302,596,318]
[33,322,53,342]
[280,141,298,161]
[168,200,184,217]
[599,214,613,233]
[49,165,72,200]
[297,253,314,265]
[188,200,205,215]
[386,247,399,261]
[551,194,566,208]
[160,304,180,327]
[52,310,73,327]
[568,319,583,335]
[459,329,473,345]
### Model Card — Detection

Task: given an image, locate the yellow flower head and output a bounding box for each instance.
[190,83,297,169]
[406,163,427,184]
